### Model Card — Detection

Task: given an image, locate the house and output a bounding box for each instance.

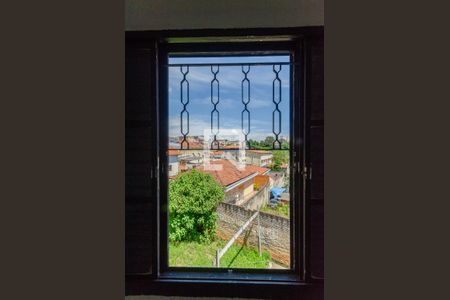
[246,150,273,167]
[268,171,286,188]
[197,159,269,206]
[168,149,180,177]
[210,150,224,159]
[177,136,204,150]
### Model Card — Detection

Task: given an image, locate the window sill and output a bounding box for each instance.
[159,269,301,282]
[126,274,322,299]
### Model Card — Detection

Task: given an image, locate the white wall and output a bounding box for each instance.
[125,0,324,31]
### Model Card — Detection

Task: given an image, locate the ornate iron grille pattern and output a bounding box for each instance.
[179,66,190,149]
[272,64,282,150]
[170,61,290,150]
[241,65,251,149]
[210,65,220,149]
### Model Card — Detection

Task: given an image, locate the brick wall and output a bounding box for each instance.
[216,202,290,266]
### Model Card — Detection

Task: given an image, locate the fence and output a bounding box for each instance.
[216,202,291,266]
[213,210,260,267]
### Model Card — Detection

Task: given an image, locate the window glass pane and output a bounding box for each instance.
[167,55,292,269]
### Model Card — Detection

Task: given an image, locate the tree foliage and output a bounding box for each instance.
[248,136,289,150]
[169,169,224,243]
[270,150,289,171]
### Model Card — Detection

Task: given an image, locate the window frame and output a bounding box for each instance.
[125,27,323,298]
[159,40,301,279]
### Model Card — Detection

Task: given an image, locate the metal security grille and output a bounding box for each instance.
[272,65,282,150]
[169,61,291,150]
[210,65,220,149]
[241,65,251,149]
[179,66,190,149]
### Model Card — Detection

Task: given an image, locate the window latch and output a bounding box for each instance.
[300,165,312,180]
[301,165,307,178]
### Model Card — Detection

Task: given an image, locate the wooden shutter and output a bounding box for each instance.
[125,41,157,274]
[306,35,324,280]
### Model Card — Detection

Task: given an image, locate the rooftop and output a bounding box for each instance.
[168,149,181,156]
[197,159,269,187]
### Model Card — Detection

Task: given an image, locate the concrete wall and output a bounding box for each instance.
[168,161,178,177]
[224,179,254,204]
[217,202,290,266]
[125,0,324,31]
[242,180,254,199]
[239,179,270,210]
[270,172,286,188]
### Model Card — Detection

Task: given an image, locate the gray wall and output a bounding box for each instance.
[125,0,324,31]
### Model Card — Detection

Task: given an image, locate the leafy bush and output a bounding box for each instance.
[261,203,290,218]
[169,169,224,243]
[270,150,289,171]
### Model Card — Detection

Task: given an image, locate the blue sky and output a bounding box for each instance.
[168,55,290,142]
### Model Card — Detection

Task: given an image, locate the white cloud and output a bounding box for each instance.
[167,64,290,142]
[169,66,290,91]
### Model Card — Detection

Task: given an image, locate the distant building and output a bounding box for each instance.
[246,150,273,167]
[197,159,269,206]
[168,150,180,177]
[176,136,204,150]
[280,163,290,175]
[210,150,224,159]
[268,171,285,188]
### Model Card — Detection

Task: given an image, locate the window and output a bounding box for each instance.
[159,41,303,278]
[126,27,323,298]
[166,55,292,270]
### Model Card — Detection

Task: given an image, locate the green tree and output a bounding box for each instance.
[169,169,224,243]
[263,136,275,147]
[248,139,259,149]
[270,150,289,171]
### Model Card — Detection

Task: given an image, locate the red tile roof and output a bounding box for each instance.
[196,159,269,187]
[254,175,270,189]
[188,141,203,148]
[168,149,181,156]
[222,145,240,149]
[244,164,271,175]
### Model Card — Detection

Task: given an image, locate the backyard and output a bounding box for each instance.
[260,203,290,218]
[168,160,290,269]
[169,240,271,268]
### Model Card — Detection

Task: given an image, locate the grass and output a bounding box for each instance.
[260,203,290,218]
[169,239,271,268]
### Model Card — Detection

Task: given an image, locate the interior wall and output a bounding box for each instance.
[125,0,324,31]
[125,2,323,299]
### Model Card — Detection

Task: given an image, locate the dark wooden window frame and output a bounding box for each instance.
[126,27,323,299]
